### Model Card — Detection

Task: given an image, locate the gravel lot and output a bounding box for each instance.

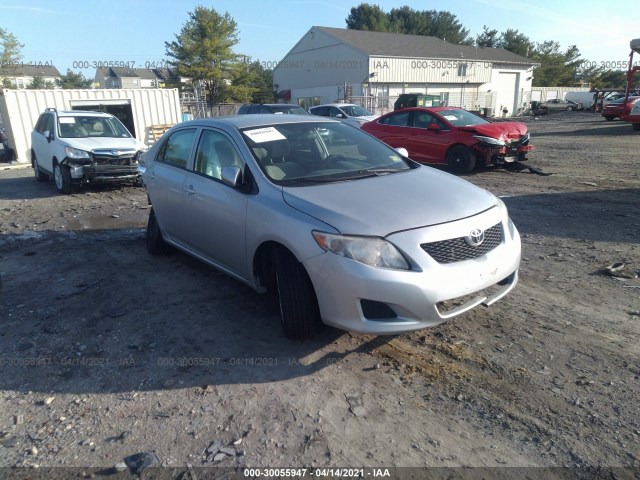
[0,112,639,477]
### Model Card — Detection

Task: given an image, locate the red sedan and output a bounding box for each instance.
[361,107,533,173]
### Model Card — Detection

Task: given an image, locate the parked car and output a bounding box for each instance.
[361,107,533,173]
[602,92,627,108]
[140,115,521,339]
[237,104,309,115]
[31,108,147,194]
[308,103,377,128]
[601,97,640,121]
[540,99,583,112]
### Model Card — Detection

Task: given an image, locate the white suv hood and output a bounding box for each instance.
[63,136,144,152]
[282,166,498,236]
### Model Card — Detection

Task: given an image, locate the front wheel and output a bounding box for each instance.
[446,146,476,173]
[274,248,323,339]
[604,116,614,121]
[566,106,573,112]
[53,162,72,194]
[633,123,640,131]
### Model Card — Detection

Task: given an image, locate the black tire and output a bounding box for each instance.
[53,162,72,194]
[274,248,323,339]
[446,146,476,173]
[146,207,170,255]
[633,123,640,131]
[32,153,48,182]
[604,116,614,121]
[566,106,573,112]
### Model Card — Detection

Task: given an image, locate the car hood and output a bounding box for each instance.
[281,167,498,236]
[63,137,144,152]
[459,122,528,140]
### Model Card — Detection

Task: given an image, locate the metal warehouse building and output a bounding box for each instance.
[274,26,539,117]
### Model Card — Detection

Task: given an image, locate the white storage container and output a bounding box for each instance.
[0,88,181,164]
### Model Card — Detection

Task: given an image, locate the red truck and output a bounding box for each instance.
[620,38,640,131]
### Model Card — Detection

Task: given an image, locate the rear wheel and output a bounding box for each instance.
[633,123,640,131]
[566,106,573,112]
[146,207,170,255]
[604,116,614,121]
[274,248,323,339]
[53,162,72,194]
[32,153,48,182]
[446,146,476,173]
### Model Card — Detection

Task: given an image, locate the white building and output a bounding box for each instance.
[274,27,539,117]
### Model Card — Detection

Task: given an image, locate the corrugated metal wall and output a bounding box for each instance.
[0,88,181,164]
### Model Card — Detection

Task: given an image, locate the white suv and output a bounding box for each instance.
[308,103,377,128]
[31,108,147,194]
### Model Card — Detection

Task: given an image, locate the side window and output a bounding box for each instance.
[312,106,329,116]
[157,128,197,169]
[35,114,53,134]
[380,112,410,127]
[193,129,243,181]
[412,112,434,129]
[45,115,55,136]
[34,115,47,133]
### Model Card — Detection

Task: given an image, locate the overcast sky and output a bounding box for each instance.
[2,0,637,76]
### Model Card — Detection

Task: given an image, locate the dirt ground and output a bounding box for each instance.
[0,112,639,477]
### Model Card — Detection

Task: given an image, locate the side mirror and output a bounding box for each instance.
[427,123,440,132]
[43,130,53,142]
[335,113,344,118]
[221,166,242,188]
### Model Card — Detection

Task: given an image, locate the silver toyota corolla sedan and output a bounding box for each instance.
[140,114,521,339]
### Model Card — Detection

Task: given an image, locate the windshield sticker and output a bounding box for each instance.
[443,115,458,121]
[244,127,286,143]
[59,117,76,124]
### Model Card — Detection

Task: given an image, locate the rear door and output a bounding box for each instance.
[144,127,198,245]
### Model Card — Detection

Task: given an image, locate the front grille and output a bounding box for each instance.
[92,152,137,166]
[421,223,502,264]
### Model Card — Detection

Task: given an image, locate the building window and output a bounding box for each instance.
[440,92,449,107]
[457,63,468,77]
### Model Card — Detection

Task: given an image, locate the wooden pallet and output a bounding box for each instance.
[148,123,175,144]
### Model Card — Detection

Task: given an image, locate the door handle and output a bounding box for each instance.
[184,185,196,195]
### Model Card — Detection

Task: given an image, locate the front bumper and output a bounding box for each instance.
[65,152,141,182]
[304,208,521,334]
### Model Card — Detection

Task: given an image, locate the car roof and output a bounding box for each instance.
[386,106,464,114]
[311,103,359,108]
[52,110,114,118]
[173,114,341,130]
[242,103,300,108]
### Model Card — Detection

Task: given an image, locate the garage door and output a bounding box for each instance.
[495,72,518,117]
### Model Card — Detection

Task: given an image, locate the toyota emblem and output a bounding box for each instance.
[465,228,485,247]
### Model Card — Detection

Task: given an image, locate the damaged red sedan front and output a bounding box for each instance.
[362,107,533,173]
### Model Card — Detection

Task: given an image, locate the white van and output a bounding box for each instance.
[565,92,596,110]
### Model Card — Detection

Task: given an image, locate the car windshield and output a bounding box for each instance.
[58,116,132,139]
[271,105,309,115]
[437,109,488,127]
[340,105,373,117]
[241,121,413,185]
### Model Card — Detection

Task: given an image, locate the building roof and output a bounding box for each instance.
[314,26,537,65]
[1,64,62,77]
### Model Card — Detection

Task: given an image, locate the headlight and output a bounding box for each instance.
[312,231,410,270]
[64,146,90,159]
[473,135,506,147]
